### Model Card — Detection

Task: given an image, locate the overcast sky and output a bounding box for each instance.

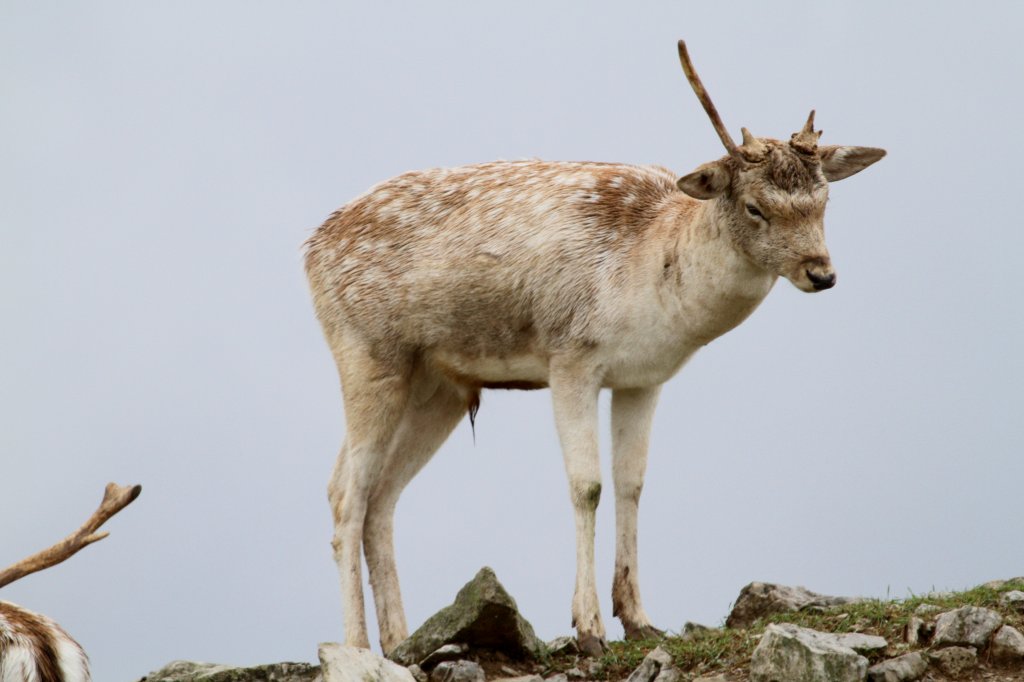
[2,3,1022,681]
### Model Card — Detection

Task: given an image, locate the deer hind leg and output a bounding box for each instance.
[610,385,663,640]
[550,359,606,656]
[328,345,412,650]
[363,375,468,655]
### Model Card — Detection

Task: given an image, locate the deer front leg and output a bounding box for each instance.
[611,385,663,640]
[550,361,605,657]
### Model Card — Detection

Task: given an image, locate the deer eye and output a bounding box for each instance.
[745,203,766,220]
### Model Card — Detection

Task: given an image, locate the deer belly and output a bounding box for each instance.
[430,351,550,390]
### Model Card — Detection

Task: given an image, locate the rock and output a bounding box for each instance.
[140,661,232,681]
[141,660,321,682]
[624,646,673,682]
[419,644,469,670]
[979,577,1024,590]
[564,668,586,680]
[429,661,485,682]
[545,636,578,657]
[680,622,716,640]
[491,676,542,682]
[904,617,925,645]
[691,677,728,682]
[990,625,1024,663]
[749,624,868,682]
[653,667,681,682]
[928,646,977,677]
[912,604,941,618]
[389,567,544,665]
[320,643,416,682]
[544,675,568,682]
[866,652,928,682]
[931,606,1003,648]
[831,632,887,655]
[1000,590,1024,613]
[408,665,428,682]
[726,582,860,628]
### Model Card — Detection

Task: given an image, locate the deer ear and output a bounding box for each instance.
[818,146,886,182]
[677,160,732,199]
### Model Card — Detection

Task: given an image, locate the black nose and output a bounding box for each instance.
[807,270,836,290]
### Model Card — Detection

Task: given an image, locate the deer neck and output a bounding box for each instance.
[662,196,776,345]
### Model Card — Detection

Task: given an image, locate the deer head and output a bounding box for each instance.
[674,40,885,293]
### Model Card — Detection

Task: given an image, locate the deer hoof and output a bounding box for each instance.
[623,622,665,641]
[577,633,608,658]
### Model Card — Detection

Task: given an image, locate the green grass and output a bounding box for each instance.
[558,579,1024,681]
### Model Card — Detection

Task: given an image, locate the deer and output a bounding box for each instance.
[0,483,140,682]
[304,40,885,657]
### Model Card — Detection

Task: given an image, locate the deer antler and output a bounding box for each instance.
[0,482,142,589]
[677,40,742,162]
[790,109,822,155]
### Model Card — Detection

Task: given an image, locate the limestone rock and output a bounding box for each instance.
[420,644,469,670]
[545,636,578,657]
[904,617,925,646]
[140,661,232,681]
[990,625,1024,663]
[1000,590,1024,613]
[652,667,680,682]
[389,568,544,665]
[749,623,868,682]
[866,652,927,682]
[429,661,484,682]
[928,646,977,677]
[319,643,416,682]
[491,676,542,682]
[624,646,674,682]
[979,577,1024,590]
[140,660,321,682]
[912,604,941,618]
[831,632,887,655]
[691,676,728,682]
[408,666,428,682]
[726,582,859,628]
[931,606,1002,648]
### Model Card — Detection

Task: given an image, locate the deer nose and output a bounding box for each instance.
[806,269,836,290]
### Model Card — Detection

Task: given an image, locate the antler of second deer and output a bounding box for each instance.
[0,482,142,589]
[677,40,741,162]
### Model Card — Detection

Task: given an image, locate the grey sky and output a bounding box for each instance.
[2,2,1022,680]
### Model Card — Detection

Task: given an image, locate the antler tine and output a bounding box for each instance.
[801,109,816,134]
[0,482,142,589]
[790,109,821,155]
[677,40,742,162]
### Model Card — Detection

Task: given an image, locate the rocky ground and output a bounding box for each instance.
[138,570,1024,682]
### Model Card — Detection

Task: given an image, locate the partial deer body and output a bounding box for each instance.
[0,483,140,682]
[0,601,89,682]
[304,41,884,656]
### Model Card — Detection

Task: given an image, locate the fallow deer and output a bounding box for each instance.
[304,40,885,656]
[0,483,140,681]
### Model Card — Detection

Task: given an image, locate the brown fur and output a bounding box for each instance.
[0,601,88,682]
